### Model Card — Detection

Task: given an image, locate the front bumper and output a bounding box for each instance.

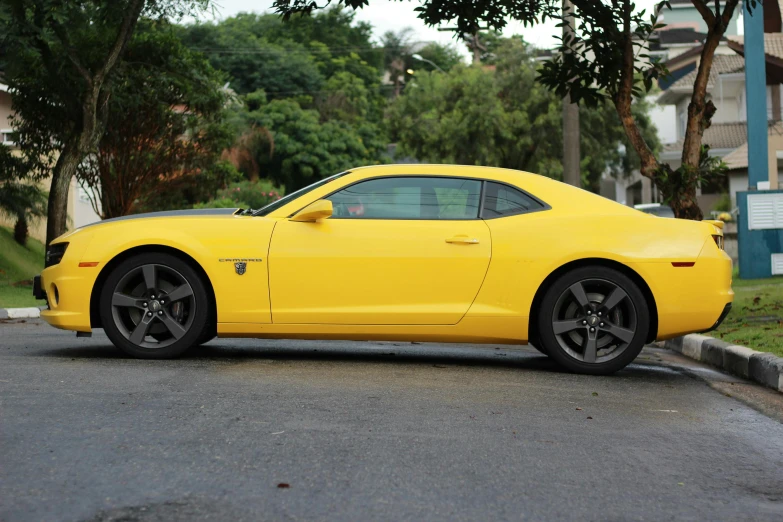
[36,263,97,333]
[33,275,46,301]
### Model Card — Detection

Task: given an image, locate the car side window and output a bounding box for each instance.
[481,182,544,218]
[327,177,481,220]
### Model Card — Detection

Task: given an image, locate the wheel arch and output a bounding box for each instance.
[528,258,658,344]
[89,244,217,329]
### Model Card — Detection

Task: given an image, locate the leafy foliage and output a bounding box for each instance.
[276,0,749,220]
[237,95,387,191]
[414,42,463,72]
[192,196,249,209]
[275,0,558,35]
[537,1,668,107]
[0,147,47,245]
[387,38,658,191]
[76,20,236,218]
[0,0,211,243]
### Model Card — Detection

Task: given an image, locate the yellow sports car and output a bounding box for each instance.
[35,165,733,374]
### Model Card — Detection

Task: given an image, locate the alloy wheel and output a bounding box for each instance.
[550,278,638,364]
[110,263,196,349]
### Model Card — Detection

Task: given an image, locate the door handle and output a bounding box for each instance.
[445,235,480,244]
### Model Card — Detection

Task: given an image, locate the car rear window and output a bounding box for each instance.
[481,182,545,218]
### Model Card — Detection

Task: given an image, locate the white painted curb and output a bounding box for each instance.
[664,335,783,393]
[3,307,42,319]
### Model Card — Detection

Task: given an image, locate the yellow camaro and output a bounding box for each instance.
[35,165,733,374]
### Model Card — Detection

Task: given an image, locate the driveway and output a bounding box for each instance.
[1,319,782,521]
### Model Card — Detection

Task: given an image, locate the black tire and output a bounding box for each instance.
[537,266,650,375]
[99,253,211,359]
[528,335,549,356]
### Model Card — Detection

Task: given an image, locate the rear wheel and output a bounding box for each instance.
[99,253,210,359]
[537,266,649,375]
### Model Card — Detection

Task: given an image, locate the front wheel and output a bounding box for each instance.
[99,253,211,359]
[537,266,650,375]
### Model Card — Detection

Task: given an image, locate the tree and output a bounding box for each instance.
[0,0,208,245]
[387,38,659,191]
[380,28,415,97]
[178,7,384,98]
[275,0,751,220]
[0,147,47,245]
[178,14,325,96]
[76,20,236,219]
[414,42,464,72]
[239,92,387,190]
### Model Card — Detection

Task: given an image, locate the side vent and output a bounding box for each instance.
[748,193,783,230]
[772,254,783,276]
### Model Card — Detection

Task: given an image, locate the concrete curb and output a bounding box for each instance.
[0,306,44,319]
[661,335,783,393]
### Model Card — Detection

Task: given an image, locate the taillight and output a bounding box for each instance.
[45,243,69,267]
[712,235,724,250]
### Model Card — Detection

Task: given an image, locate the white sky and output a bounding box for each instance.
[201,0,664,56]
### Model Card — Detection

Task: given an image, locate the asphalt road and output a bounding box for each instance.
[1,319,783,522]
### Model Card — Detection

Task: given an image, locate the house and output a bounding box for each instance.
[658,0,740,36]
[0,80,101,243]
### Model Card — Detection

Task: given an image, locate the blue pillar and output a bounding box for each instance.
[744,0,767,188]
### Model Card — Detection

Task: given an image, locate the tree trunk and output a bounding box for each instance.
[680,34,721,169]
[45,141,82,245]
[43,0,145,245]
[612,1,659,180]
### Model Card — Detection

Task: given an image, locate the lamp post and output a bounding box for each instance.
[411,53,445,73]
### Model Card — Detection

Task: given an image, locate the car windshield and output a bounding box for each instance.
[252,172,350,217]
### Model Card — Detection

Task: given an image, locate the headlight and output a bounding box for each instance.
[45,243,69,267]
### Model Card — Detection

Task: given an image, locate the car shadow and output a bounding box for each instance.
[31,337,670,378]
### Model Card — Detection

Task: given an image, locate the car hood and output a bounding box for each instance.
[80,208,240,229]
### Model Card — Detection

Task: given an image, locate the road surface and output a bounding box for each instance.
[1,319,782,521]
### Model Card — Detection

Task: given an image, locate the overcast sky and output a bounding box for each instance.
[200,0,665,58]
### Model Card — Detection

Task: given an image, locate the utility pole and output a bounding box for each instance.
[562,0,581,188]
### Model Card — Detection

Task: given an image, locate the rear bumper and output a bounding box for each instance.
[631,239,734,340]
[700,303,732,333]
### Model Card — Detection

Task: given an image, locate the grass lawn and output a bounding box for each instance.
[0,226,47,309]
[712,271,783,358]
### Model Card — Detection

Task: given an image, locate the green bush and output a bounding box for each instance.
[713,192,732,212]
[192,197,249,209]
[215,180,283,209]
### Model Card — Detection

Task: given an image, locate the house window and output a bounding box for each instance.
[1,129,17,146]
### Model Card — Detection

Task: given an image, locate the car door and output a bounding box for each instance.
[267,176,492,325]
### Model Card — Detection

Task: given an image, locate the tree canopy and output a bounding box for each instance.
[0,0,211,243]
[77,19,237,218]
[387,38,659,192]
[276,0,755,219]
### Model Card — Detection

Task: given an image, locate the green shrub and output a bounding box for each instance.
[192,197,249,209]
[216,180,284,209]
[713,192,732,212]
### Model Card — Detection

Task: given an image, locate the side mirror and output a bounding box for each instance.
[290,199,333,222]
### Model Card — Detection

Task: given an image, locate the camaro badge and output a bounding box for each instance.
[218,258,262,276]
